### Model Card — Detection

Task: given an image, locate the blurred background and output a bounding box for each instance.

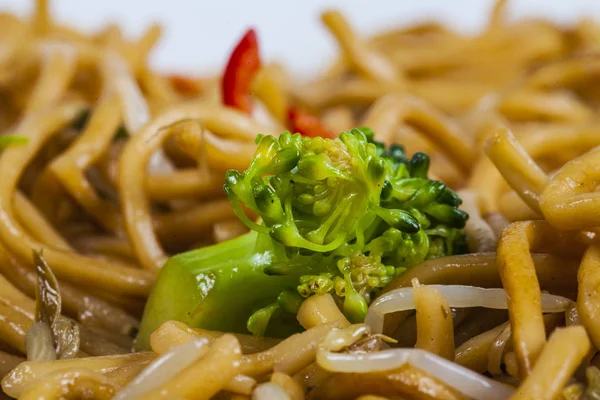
[0,0,599,77]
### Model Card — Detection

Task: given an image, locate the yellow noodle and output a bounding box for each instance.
[0,274,35,319]
[321,10,400,84]
[138,66,180,111]
[383,252,578,335]
[361,94,476,171]
[155,198,236,248]
[271,372,306,400]
[509,326,590,400]
[499,190,540,221]
[503,351,520,379]
[385,252,578,296]
[19,368,117,400]
[484,127,547,213]
[118,102,270,269]
[149,320,280,355]
[33,0,51,36]
[25,42,77,115]
[143,334,241,400]
[540,145,600,230]
[14,191,72,250]
[71,235,136,262]
[226,375,257,396]
[0,102,154,295]
[145,169,224,201]
[149,320,200,354]
[103,358,153,387]
[309,365,467,400]
[496,220,578,378]
[47,25,162,234]
[240,322,342,378]
[454,322,508,373]
[321,106,355,133]
[96,23,125,50]
[488,313,563,377]
[1,352,154,398]
[499,89,593,123]
[577,243,600,349]
[203,131,257,171]
[413,280,455,360]
[297,294,351,330]
[251,64,289,123]
[0,299,32,354]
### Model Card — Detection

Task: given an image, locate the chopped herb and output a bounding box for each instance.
[0,135,28,149]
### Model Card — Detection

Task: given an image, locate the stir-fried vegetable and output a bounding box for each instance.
[168,74,203,97]
[136,128,467,349]
[288,106,335,139]
[222,28,261,113]
[221,29,334,138]
[25,251,80,361]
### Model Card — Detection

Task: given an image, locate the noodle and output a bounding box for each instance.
[270,372,306,400]
[19,368,117,400]
[310,365,467,400]
[361,94,475,170]
[118,103,271,269]
[1,0,600,398]
[0,102,154,295]
[577,243,600,349]
[321,11,400,85]
[2,353,155,398]
[142,334,241,400]
[484,127,547,214]
[296,294,351,329]
[509,326,590,400]
[413,280,455,360]
[454,322,508,373]
[496,221,585,377]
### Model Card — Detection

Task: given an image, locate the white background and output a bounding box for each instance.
[1,1,600,78]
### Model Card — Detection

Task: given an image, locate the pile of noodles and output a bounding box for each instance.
[2,0,600,399]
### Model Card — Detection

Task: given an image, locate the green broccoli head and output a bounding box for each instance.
[226,128,467,329]
[136,127,468,349]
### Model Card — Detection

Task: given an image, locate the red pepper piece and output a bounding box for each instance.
[221,28,261,113]
[168,74,203,97]
[288,107,336,139]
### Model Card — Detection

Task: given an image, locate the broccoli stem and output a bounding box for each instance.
[135,231,306,350]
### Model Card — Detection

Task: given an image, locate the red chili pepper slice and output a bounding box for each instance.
[221,28,261,113]
[288,107,336,139]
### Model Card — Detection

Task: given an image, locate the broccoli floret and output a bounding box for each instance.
[136,128,468,350]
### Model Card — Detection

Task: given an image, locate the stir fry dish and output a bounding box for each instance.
[2,0,600,399]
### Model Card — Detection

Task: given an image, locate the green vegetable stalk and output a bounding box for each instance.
[136,128,467,350]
